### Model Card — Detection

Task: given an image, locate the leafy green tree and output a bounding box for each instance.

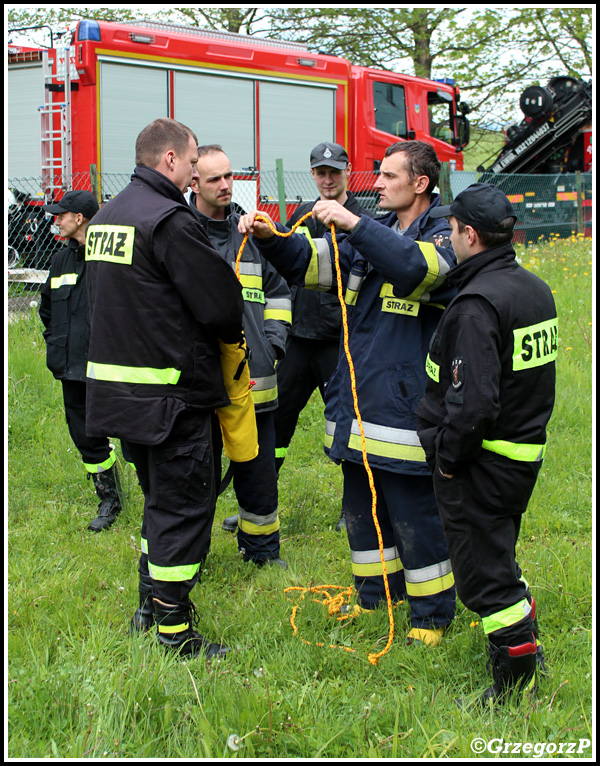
[8,6,592,129]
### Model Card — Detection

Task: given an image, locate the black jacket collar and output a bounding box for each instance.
[448,242,516,290]
[132,164,188,205]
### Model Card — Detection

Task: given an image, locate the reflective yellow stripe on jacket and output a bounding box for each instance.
[238,262,265,304]
[304,236,333,291]
[51,273,78,289]
[264,297,292,323]
[87,361,181,385]
[325,419,426,462]
[250,374,278,405]
[405,241,452,302]
[482,439,546,462]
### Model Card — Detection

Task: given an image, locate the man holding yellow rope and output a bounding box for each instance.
[239,141,456,647]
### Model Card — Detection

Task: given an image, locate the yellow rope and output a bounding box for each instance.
[237,212,394,664]
[235,211,313,278]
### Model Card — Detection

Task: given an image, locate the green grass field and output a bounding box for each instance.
[7,235,593,758]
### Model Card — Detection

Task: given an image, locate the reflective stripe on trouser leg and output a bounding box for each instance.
[60,379,114,469]
[235,411,280,561]
[131,410,216,604]
[83,449,116,474]
[343,462,455,628]
[483,600,533,636]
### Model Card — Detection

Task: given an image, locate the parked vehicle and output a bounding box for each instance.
[7,187,60,270]
[478,76,592,241]
[7,18,470,219]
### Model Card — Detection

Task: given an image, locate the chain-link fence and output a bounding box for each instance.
[8,169,592,313]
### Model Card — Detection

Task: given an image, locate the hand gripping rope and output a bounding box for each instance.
[236,213,394,665]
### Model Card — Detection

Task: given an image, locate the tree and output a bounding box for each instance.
[7,6,592,128]
[168,7,267,35]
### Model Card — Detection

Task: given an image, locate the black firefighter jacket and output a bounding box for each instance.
[416,242,557,512]
[85,165,244,445]
[187,194,291,412]
[39,238,89,381]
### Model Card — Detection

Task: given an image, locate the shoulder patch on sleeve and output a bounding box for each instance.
[451,358,465,389]
[433,233,452,249]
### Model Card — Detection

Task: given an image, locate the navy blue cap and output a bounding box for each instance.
[430,183,516,232]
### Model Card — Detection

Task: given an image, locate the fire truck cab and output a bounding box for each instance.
[8,17,469,204]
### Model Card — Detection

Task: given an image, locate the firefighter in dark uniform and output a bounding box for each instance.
[39,190,123,532]
[85,118,245,659]
[273,142,372,533]
[416,183,557,703]
[240,141,457,647]
[187,145,291,568]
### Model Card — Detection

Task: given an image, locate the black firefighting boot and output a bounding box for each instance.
[130,572,155,634]
[480,639,538,705]
[222,513,239,533]
[153,598,231,660]
[88,465,122,532]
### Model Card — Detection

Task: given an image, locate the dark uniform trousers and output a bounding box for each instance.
[432,459,540,646]
[274,336,340,465]
[342,461,456,630]
[61,379,113,470]
[123,409,216,606]
[214,411,280,561]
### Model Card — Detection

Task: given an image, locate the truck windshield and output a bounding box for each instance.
[373,81,407,138]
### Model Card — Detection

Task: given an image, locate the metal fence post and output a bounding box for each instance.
[276,158,287,225]
[90,164,98,201]
[575,171,584,236]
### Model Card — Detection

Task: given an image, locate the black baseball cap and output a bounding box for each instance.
[310,142,349,169]
[429,183,516,233]
[43,190,99,220]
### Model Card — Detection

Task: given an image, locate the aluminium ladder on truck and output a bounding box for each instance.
[39,47,77,196]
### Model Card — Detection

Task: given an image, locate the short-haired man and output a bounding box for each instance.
[269,142,371,533]
[417,183,557,703]
[85,118,245,659]
[188,144,291,568]
[239,140,457,646]
[40,190,124,532]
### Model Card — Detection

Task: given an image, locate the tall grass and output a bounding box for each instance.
[7,236,593,758]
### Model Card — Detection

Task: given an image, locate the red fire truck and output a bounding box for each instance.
[8,17,470,215]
